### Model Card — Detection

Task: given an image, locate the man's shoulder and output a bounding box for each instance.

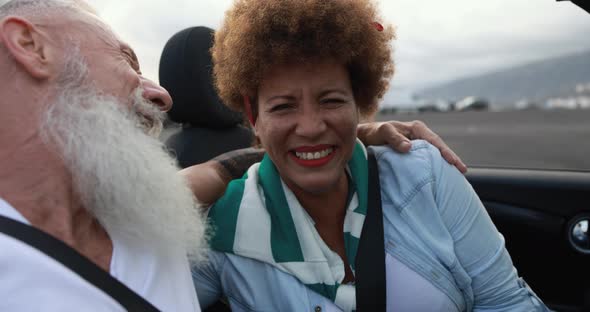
[0,227,199,312]
[0,198,30,224]
[0,230,127,311]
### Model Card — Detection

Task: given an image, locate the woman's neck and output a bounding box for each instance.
[288,171,355,283]
[289,172,350,228]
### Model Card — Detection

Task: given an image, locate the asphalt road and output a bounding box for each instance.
[376,109,590,171]
[162,109,590,171]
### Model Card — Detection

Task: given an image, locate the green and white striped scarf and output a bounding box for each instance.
[208,141,368,311]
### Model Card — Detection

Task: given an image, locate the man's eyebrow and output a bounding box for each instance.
[120,43,140,70]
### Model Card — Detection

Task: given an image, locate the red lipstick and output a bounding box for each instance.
[290,145,336,168]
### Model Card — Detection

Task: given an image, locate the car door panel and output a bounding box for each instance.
[467,168,590,312]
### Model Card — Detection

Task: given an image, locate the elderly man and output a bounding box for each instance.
[0,0,466,311]
[0,0,206,310]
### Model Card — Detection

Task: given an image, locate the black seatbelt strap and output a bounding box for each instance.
[0,215,160,312]
[355,149,387,311]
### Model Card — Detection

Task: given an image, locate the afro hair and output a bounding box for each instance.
[212,0,395,118]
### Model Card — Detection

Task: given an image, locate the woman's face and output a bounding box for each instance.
[256,60,359,195]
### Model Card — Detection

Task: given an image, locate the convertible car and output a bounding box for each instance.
[159,1,589,311]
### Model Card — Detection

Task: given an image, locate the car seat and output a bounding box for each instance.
[159,26,254,168]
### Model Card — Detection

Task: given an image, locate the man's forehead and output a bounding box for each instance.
[71,13,139,65]
[64,9,125,50]
[80,10,137,59]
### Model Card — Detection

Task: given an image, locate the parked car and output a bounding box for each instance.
[455,96,490,111]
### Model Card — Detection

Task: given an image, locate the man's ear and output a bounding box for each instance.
[0,16,54,79]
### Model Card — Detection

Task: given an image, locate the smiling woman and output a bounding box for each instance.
[76,1,590,309]
[192,0,550,311]
[256,61,359,197]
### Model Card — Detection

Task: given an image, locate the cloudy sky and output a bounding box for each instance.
[87,0,590,102]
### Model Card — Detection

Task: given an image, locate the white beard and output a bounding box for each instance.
[41,58,208,263]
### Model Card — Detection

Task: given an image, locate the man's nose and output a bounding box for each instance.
[140,77,173,112]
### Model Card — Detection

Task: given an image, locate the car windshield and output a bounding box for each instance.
[89,0,590,171]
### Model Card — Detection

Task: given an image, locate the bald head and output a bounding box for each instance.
[0,0,103,43]
[0,0,96,19]
[0,0,100,61]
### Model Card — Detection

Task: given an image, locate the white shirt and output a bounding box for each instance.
[304,255,457,312]
[386,253,457,312]
[0,197,201,312]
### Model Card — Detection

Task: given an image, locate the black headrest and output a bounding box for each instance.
[159,26,243,128]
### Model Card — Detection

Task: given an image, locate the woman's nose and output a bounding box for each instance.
[294,104,327,138]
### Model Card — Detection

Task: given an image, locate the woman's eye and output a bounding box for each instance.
[321,98,347,105]
[269,103,293,112]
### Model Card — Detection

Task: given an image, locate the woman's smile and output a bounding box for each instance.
[290,145,336,167]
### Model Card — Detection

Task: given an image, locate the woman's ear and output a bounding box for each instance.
[252,116,259,134]
[0,16,54,80]
[243,94,257,126]
[355,105,362,123]
[252,112,261,147]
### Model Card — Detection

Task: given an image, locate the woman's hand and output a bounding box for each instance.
[357,120,467,173]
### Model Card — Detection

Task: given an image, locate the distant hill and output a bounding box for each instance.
[416,50,590,108]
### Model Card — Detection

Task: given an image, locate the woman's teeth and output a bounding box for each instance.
[295,148,334,160]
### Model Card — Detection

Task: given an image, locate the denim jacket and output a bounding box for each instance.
[193,141,548,311]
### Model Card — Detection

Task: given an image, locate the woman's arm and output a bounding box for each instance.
[192,252,226,308]
[428,145,547,311]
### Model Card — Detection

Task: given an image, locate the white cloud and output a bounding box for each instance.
[86,0,590,96]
